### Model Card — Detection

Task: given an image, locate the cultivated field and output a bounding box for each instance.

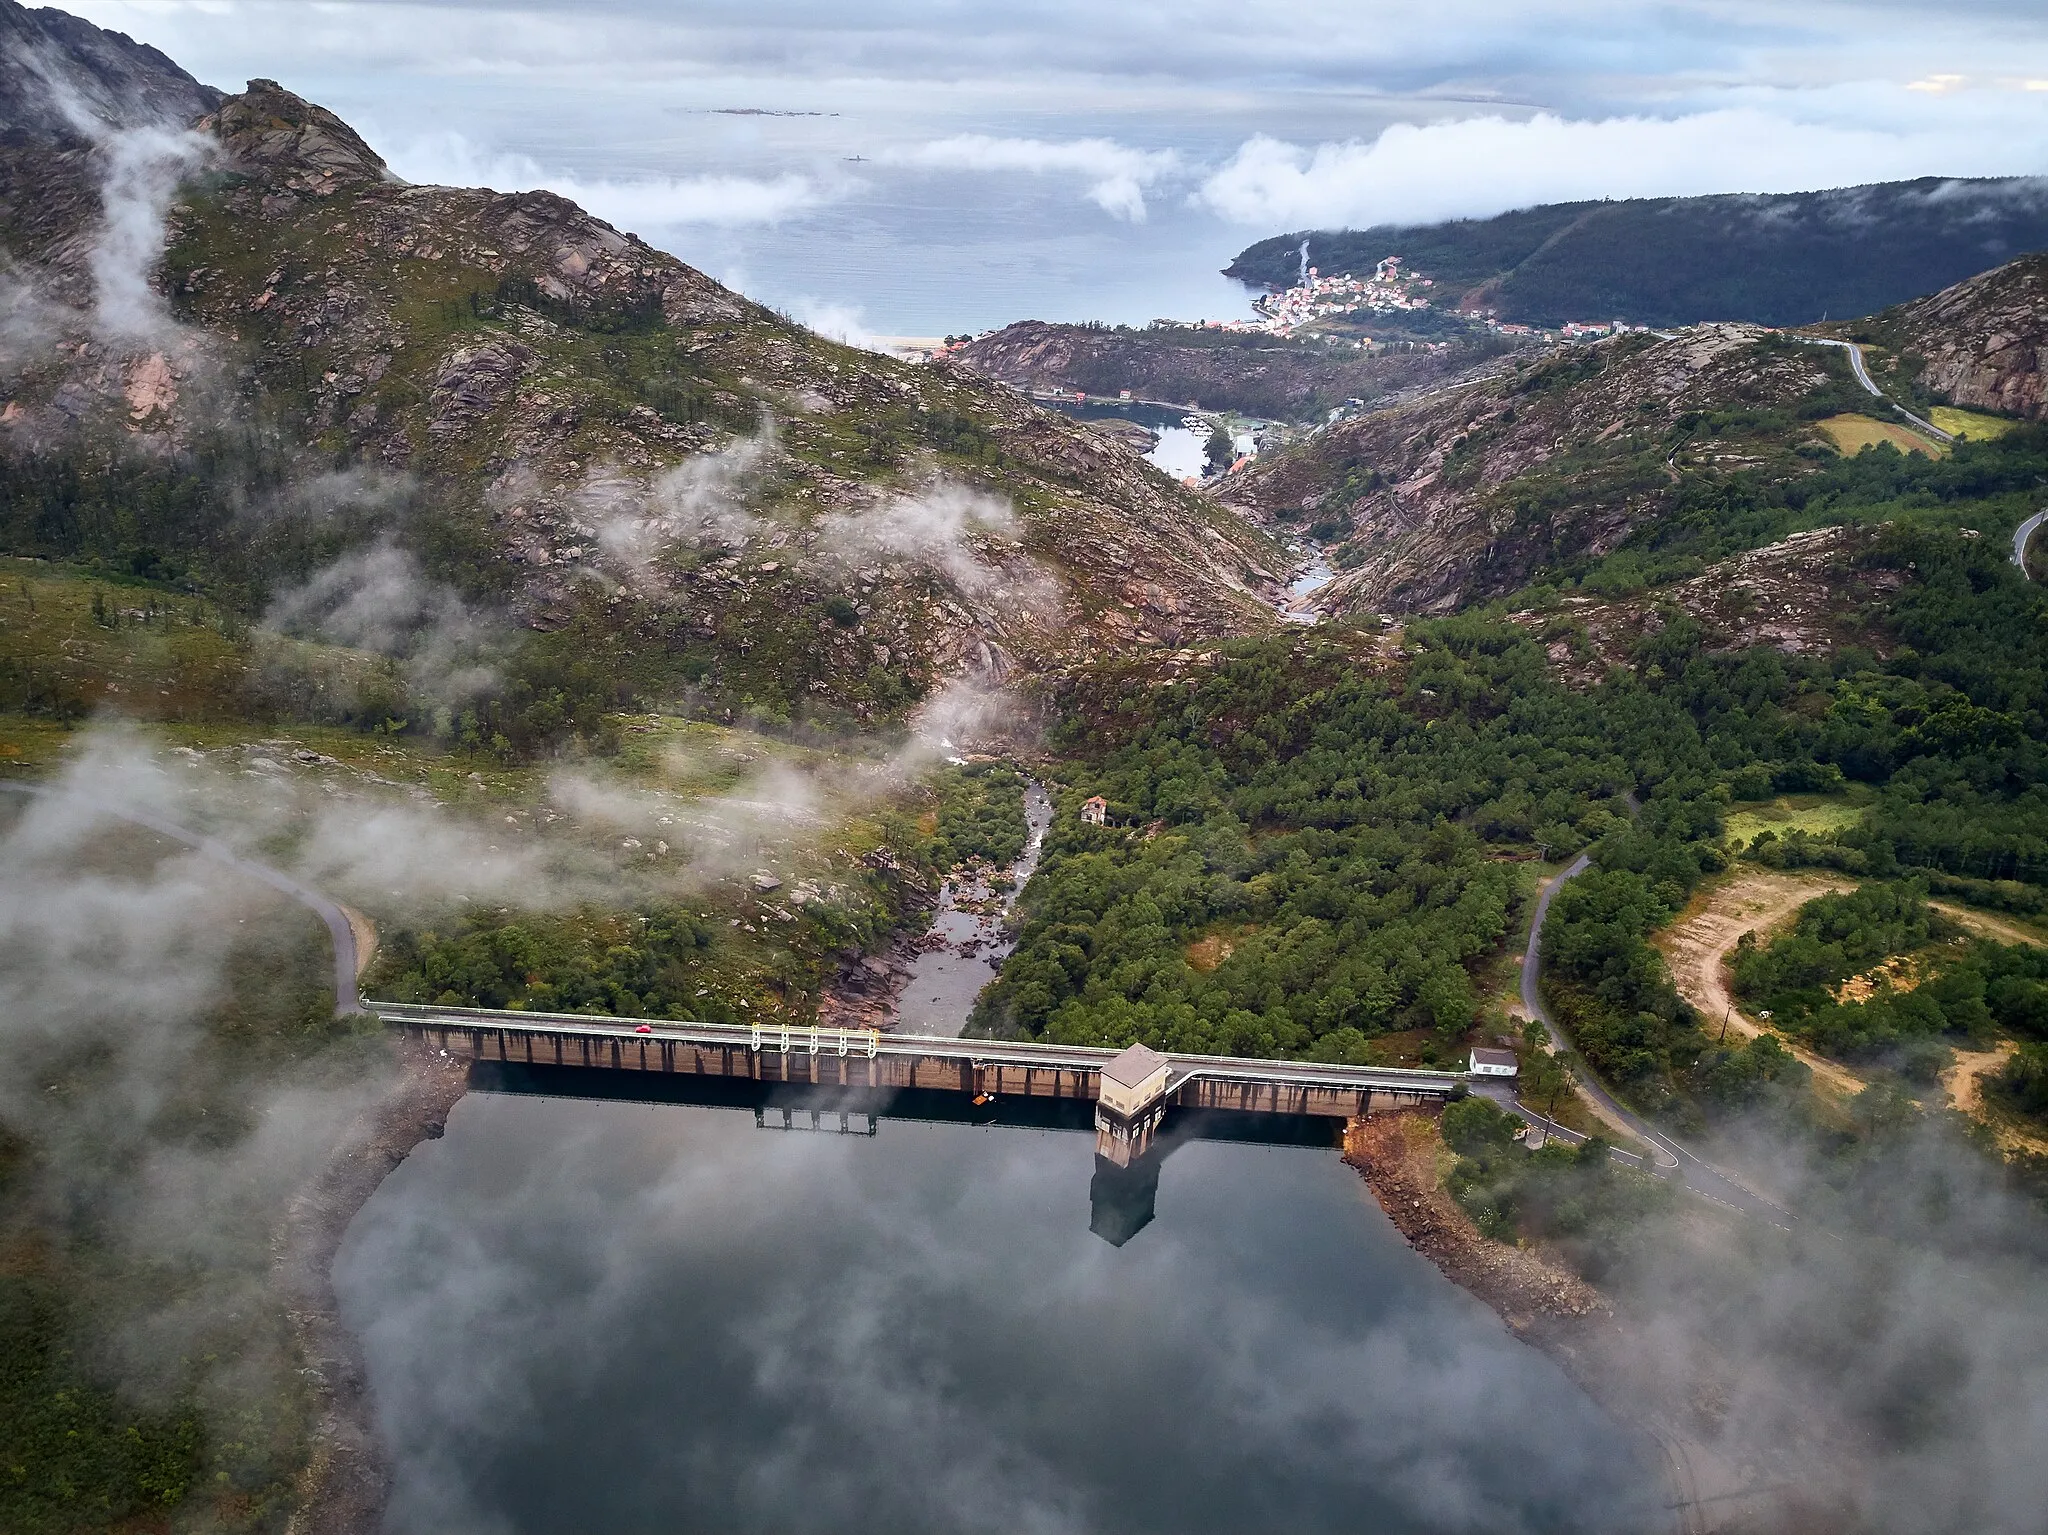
[1816,413,1945,457]
[1929,405,2017,441]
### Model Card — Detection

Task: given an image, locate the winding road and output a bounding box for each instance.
[0,780,362,1014]
[2015,508,2047,579]
[1791,334,1952,444]
[1498,852,1795,1225]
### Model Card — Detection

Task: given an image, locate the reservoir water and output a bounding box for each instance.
[336,1082,1661,1533]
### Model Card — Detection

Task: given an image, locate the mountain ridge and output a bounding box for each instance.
[0,54,1282,743]
[0,0,220,142]
[1226,179,2048,329]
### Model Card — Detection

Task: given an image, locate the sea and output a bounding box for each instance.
[323,77,1437,336]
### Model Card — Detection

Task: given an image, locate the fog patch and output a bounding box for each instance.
[906,673,1034,758]
[1585,1112,2048,1531]
[817,481,1029,599]
[0,740,393,1415]
[14,42,214,345]
[790,297,890,354]
[265,537,503,706]
[89,123,213,342]
[584,426,777,576]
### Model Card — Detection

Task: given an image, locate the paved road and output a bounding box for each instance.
[0,780,361,1014]
[1792,335,1953,443]
[2014,508,2047,579]
[1512,853,1795,1225]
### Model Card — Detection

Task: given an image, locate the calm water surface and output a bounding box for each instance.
[336,1090,1660,1534]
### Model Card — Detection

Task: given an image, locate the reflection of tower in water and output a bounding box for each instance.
[1089,1149,1165,1247]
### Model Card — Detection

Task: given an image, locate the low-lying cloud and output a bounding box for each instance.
[789,297,891,352]
[265,537,502,704]
[16,41,214,342]
[816,482,1025,597]
[1197,108,2048,229]
[90,123,214,340]
[585,426,777,573]
[386,130,832,228]
[579,432,1042,615]
[887,135,1180,222]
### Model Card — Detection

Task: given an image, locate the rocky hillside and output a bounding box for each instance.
[0,42,1280,739]
[1227,323,1868,614]
[0,0,219,141]
[1506,525,1902,688]
[955,319,1517,423]
[1856,251,2047,422]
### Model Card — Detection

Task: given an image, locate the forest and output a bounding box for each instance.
[985,447,2048,1147]
[1225,178,2048,327]
[1441,1095,1672,1278]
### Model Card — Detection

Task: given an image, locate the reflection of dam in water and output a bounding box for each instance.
[469,1059,1348,1248]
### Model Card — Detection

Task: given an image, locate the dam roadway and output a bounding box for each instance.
[368,1000,1467,1118]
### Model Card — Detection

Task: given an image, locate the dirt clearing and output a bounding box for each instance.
[1932,901,2048,950]
[1654,868,1866,1099]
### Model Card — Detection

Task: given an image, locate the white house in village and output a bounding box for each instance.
[1468,1047,1519,1078]
[1081,795,1108,825]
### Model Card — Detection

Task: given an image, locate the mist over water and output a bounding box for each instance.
[336,1091,1659,1535]
[365,92,1320,334]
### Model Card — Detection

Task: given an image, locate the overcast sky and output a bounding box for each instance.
[66,1,2048,330]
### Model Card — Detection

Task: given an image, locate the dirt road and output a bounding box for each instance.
[1931,901,2046,949]
[1654,869,1866,1099]
[1941,1042,2048,1157]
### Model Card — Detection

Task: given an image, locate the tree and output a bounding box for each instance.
[1520,1020,1571,1123]
[1204,425,1236,475]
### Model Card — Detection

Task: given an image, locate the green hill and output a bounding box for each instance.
[1225,179,2048,328]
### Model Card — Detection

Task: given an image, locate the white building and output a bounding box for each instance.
[1469,1047,1519,1078]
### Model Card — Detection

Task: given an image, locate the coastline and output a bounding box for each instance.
[277,1038,472,1535]
[1343,1111,1609,1345]
[1346,1107,1852,1535]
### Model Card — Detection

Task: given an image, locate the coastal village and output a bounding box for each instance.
[1241,254,1435,334]
[898,253,1648,368]
[1230,257,1653,344]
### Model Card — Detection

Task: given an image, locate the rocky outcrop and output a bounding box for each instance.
[1228,324,1844,614]
[428,340,533,437]
[0,0,221,143]
[1876,252,2048,421]
[1507,525,1904,687]
[208,78,388,192]
[956,318,1508,424]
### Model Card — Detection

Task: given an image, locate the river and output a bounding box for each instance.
[332,775,1662,1533]
[894,781,1052,1036]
